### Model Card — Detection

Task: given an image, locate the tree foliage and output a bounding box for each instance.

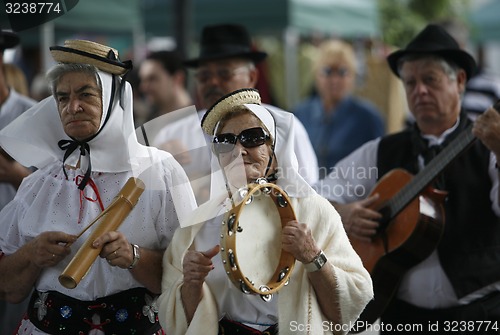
[379,0,471,48]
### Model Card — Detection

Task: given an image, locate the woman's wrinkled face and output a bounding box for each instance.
[216,112,273,185]
[56,72,103,141]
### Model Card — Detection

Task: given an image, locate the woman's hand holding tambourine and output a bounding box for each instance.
[282,220,321,264]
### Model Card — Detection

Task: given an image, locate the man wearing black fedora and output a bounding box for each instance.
[0,30,36,335]
[185,23,319,186]
[315,24,500,333]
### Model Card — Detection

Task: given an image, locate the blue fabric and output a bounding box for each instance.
[293,95,385,178]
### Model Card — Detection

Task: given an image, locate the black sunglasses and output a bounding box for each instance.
[213,127,270,154]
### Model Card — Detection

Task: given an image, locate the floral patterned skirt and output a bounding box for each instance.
[20,287,164,335]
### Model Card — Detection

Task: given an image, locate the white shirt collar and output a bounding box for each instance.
[421,116,461,146]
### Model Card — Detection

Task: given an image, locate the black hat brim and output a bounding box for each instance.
[387,48,477,80]
[184,50,267,68]
[0,31,20,51]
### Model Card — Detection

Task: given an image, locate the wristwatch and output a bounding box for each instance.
[304,250,327,272]
[128,244,140,269]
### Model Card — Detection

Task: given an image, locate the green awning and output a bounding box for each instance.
[12,0,141,49]
[290,0,380,38]
[143,0,380,39]
[468,0,500,43]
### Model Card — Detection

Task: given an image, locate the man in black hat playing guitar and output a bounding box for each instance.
[315,24,500,334]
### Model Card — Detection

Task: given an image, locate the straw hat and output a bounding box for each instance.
[50,40,132,75]
[201,88,261,135]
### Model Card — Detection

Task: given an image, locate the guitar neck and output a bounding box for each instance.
[386,123,476,220]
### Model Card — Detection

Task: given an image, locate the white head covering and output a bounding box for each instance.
[178,89,315,227]
[0,41,197,226]
[0,71,148,170]
[203,89,315,200]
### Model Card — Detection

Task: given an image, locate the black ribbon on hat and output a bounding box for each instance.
[105,49,132,109]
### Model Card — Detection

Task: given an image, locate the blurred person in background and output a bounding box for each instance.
[137,50,208,204]
[0,29,36,335]
[4,63,30,96]
[29,72,52,101]
[293,39,385,179]
[437,18,500,120]
[123,67,150,127]
[139,50,192,122]
[185,23,319,186]
[138,24,322,206]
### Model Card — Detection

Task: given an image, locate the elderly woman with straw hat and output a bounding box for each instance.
[158,88,373,335]
[0,40,196,335]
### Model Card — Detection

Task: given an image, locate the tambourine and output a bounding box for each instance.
[220,181,296,301]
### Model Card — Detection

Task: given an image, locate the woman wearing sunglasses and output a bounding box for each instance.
[157,89,373,335]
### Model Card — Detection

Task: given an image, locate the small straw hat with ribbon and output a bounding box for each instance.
[50,39,132,76]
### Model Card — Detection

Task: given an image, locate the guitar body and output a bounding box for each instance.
[350,169,446,332]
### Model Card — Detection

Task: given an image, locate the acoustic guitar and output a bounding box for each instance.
[350,101,500,333]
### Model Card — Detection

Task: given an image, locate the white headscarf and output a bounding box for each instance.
[180,102,315,227]
[209,103,315,200]
[0,71,150,172]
